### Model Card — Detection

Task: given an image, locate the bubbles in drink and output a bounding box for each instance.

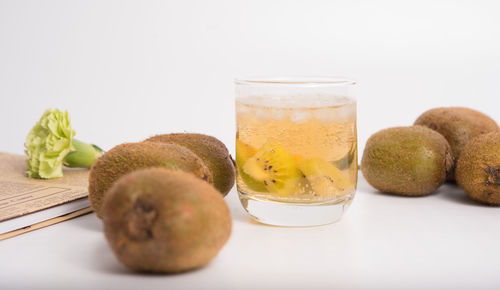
[290,109,311,123]
[235,98,357,203]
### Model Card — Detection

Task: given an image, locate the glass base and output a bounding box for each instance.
[238,191,353,227]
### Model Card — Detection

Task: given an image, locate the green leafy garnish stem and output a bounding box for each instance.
[63,139,103,168]
[25,108,103,179]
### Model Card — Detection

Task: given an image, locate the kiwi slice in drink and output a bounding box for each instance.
[331,142,357,170]
[243,141,302,196]
[235,140,268,192]
[297,158,353,197]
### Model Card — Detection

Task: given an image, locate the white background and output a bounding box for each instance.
[1,1,500,289]
[1,0,499,155]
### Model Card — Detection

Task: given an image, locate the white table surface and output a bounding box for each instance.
[1,175,499,290]
[1,2,500,289]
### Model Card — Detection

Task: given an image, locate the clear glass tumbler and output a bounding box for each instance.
[235,77,357,226]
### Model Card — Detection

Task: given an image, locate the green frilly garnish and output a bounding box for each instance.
[24,109,103,179]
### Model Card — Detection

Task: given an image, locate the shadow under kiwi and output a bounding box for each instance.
[90,239,207,276]
[224,188,258,224]
[227,202,256,225]
[437,182,496,207]
[369,188,438,199]
[69,210,103,233]
[88,240,131,275]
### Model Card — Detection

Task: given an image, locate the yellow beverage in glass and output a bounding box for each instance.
[235,77,357,226]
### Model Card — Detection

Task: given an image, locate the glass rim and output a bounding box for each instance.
[234,76,356,86]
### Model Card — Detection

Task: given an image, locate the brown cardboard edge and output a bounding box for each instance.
[0,207,93,241]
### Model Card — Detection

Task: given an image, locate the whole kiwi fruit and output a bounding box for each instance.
[456,132,500,205]
[414,107,499,181]
[145,133,235,196]
[102,168,232,273]
[88,142,212,218]
[361,126,453,196]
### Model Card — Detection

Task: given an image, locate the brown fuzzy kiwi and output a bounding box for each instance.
[145,133,235,196]
[88,142,212,218]
[456,132,500,205]
[102,168,232,273]
[361,126,453,196]
[414,107,499,181]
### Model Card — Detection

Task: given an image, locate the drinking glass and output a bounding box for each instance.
[235,77,357,226]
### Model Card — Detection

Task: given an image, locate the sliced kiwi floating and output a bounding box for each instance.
[235,139,267,192]
[331,142,357,170]
[242,141,302,196]
[297,158,353,197]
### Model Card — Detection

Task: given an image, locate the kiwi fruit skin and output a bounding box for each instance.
[102,168,232,273]
[456,132,500,205]
[361,126,453,196]
[414,107,499,181]
[88,142,212,218]
[145,133,235,196]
